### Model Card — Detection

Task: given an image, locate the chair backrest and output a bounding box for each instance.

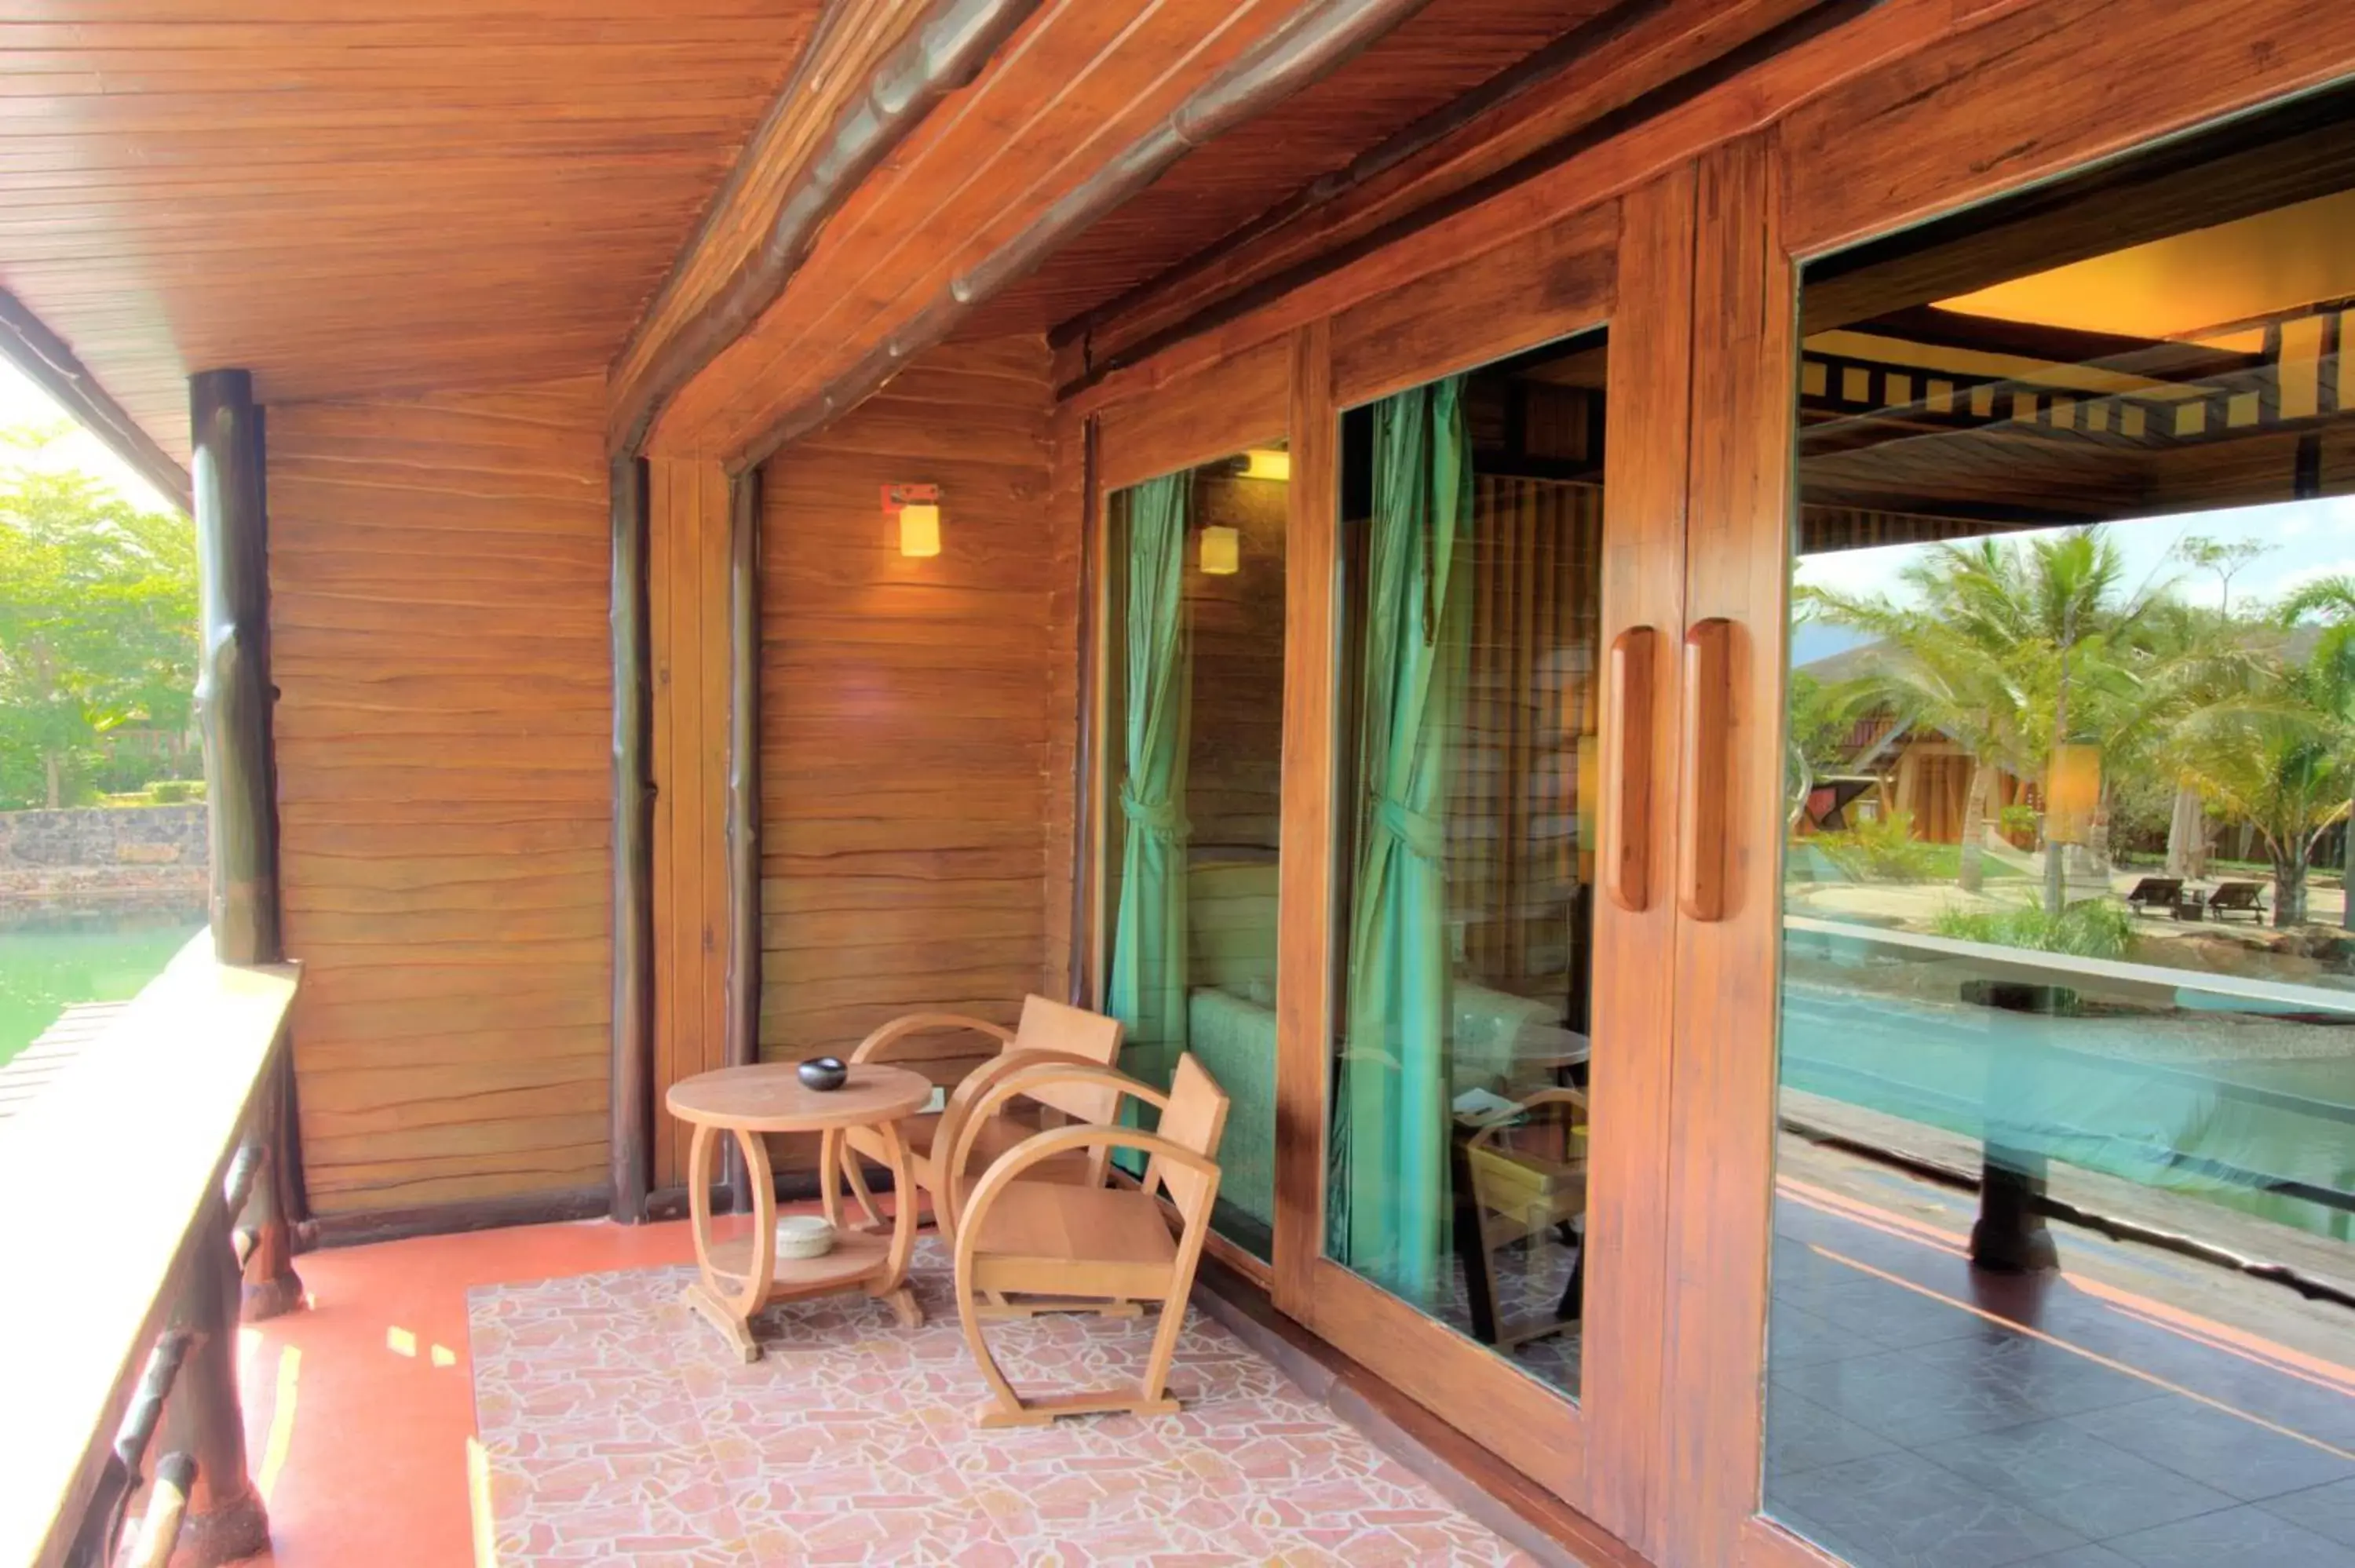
[2127,877,2178,902]
[1010,995,1125,1122]
[2211,881,2262,906]
[1147,1054,1230,1224]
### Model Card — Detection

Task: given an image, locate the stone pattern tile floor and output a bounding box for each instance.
[1763,1187,2355,1568]
[471,1237,1541,1566]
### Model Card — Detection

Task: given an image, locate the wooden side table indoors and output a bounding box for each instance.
[665,1061,933,1362]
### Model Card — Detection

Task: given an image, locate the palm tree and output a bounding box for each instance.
[1802,528,2156,903]
[2280,576,2355,928]
[2170,671,2352,927]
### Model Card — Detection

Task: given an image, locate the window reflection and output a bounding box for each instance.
[1326,335,1606,1401]
[1768,94,2355,1568]
[1102,448,1287,1257]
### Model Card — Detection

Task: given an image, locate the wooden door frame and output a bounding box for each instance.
[1265,188,1685,1541]
[1089,338,1294,1288]
[1661,9,2355,1566]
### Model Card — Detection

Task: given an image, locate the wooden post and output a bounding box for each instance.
[722,468,762,1212]
[191,370,277,966]
[611,454,655,1223]
[157,1187,270,1565]
[1068,418,1100,1006]
[189,368,305,1321]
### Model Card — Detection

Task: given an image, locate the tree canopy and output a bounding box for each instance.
[0,425,197,809]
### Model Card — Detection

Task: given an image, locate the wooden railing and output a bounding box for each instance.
[0,933,300,1568]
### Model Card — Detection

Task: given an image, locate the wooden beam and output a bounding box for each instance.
[9,293,189,514]
[606,0,1046,455]
[723,467,763,1212]
[609,454,653,1224]
[734,0,1448,469]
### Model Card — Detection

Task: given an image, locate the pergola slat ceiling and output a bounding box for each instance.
[0,2,822,463]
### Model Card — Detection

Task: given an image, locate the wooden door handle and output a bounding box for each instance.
[1678,618,1732,921]
[1601,626,1655,913]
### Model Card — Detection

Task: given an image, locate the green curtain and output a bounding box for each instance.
[1328,377,1474,1306]
[1108,472,1192,1092]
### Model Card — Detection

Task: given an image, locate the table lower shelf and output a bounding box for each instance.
[703,1229,893,1296]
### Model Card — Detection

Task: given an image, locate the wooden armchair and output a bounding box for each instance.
[820,994,1124,1238]
[949,1053,1230,1428]
[1460,1086,1588,1350]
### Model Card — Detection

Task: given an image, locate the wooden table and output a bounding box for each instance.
[665,1061,932,1362]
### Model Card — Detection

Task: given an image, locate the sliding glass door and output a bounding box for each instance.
[1756,86,2355,1568]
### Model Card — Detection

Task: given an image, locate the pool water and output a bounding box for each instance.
[0,915,203,1068]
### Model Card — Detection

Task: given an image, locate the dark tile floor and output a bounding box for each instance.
[1764,1194,2355,1568]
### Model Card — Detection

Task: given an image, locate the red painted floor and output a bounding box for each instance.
[239,1216,701,1568]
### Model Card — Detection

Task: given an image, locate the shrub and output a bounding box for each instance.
[1813,809,1944,882]
[148,779,204,804]
[1932,899,2138,960]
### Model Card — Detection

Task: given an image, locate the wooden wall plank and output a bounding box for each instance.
[754,337,1064,1169]
[268,376,612,1217]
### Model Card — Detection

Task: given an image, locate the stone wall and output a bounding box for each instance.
[0,806,208,918]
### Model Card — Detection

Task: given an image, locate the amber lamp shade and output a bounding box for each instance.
[1575,731,1601,881]
[2046,742,2101,845]
[1200,524,1240,575]
[898,502,941,559]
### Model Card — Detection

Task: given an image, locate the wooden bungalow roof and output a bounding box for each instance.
[0,0,821,465]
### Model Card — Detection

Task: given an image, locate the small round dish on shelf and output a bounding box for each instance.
[774,1215,835,1260]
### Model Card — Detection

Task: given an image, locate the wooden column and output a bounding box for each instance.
[611,454,654,1223]
[722,468,762,1212]
[189,367,304,1322]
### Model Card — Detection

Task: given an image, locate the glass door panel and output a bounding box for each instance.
[1765,89,2355,1568]
[1103,444,1290,1258]
[1324,331,1608,1402]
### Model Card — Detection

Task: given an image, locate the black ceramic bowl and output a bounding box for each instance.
[797,1056,849,1092]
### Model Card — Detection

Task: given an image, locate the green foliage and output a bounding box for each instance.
[1787,670,1860,772]
[1813,809,1944,882]
[0,426,196,809]
[1933,899,2139,959]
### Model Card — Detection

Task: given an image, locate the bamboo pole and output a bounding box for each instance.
[611,454,655,1223]
[190,369,304,1321]
[722,468,762,1212]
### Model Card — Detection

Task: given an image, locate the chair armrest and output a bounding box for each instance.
[942,1062,1170,1237]
[848,1011,1017,1064]
[951,1123,1224,1283]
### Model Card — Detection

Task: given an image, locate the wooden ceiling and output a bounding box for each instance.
[648,0,1320,459]
[956,0,1611,341]
[0,0,820,461]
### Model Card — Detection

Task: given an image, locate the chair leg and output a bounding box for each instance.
[955,1271,1043,1428]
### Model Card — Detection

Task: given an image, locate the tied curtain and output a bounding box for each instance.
[1329,377,1475,1306]
[1107,472,1192,1092]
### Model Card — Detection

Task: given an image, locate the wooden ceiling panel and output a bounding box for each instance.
[0,2,823,461]
[648,0,1313,459]
[959,0,1607,340]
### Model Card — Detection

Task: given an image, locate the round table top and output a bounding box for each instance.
[666,1061,932,1132]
